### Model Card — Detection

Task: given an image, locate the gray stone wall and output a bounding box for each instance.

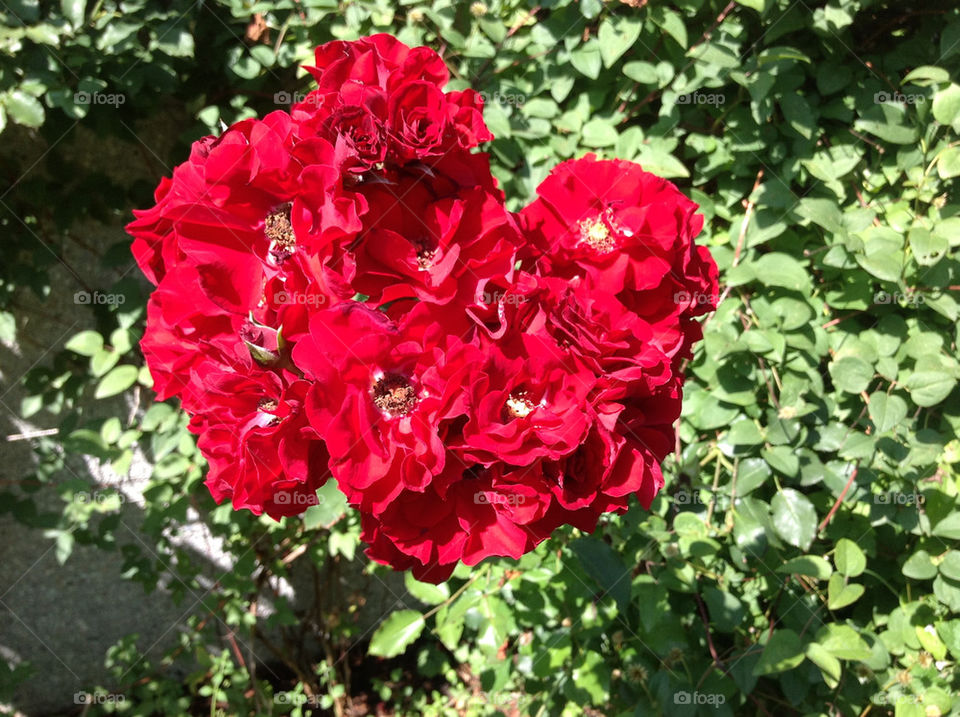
[0,121,405,716]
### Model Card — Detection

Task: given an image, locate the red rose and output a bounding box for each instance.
[360,462,555,581]
[519,153,707,293]
[454,335,595,467]
[127,35,719,582]
[292,302,479,515]
[188,367,330,520]
[347,174,521,308]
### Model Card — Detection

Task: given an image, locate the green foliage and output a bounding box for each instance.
[3,0,960,714]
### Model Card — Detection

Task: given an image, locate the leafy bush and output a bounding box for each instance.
[2,0,960,714]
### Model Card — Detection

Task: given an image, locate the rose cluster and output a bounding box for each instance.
[127,34,718,583]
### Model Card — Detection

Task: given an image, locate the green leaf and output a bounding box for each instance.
[3,90,45,128]
[94,365,138,399]
[570,536,631,613]
[598,17,642,68]
[777,555,832,580]
[653,7,687,48]
[735,0,770,11]
[549,74,576,103]
[154,25,195,58]
[933,513,960,540]
[63,429,110,458]
[581,118,618,147]
[703,587,745,633]
[780,93,816,139]
[939,551,960,582]
[771,489,817,550]
[736,457,772,495]
[55,530,75,564]
[815,624,871,660]
[905,372,956,407]
[834,538,866,578]
[632,146,690,178]
[856,252,902,282]
[915,626,947,661]
[827,573,865,609]
[405,573,450,606]
[301,481,348,530]
[753,629,805,675]
[868,392,907,433]
[903,66,950,84]
[569,41,602,80]
[805,642,841,688]
[726,418,764,446]
[753,252,811,291]
[935,575,960,612]
[90,348,120,378]
[61,0,85,29]
[65,330,103,357]
[933,84,960,131]
[937,147,960,179]
[762,446,800,477]
[854,103,918,144]
[902,550,938,580]
[829,356,873,395]
[368,610,425,658]
[909,227,948,266]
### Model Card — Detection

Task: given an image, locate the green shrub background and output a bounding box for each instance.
[2,0,960,714]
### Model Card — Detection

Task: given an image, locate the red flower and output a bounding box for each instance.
[519,154,708,293]
[127,35,719,582]
[347,170,521,307]
[292,302,479,515]
[454,335,595,467]
[188,367,330,520]
[360,462,555,582]
[140,264,251,402]
[292,35,491,166]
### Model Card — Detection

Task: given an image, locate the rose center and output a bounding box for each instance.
[257,398,279,412]
[372,374,417,417]
[414,238,436,270]
[265,203,295,263]
[505,392,536,419]
[578,214,618,254]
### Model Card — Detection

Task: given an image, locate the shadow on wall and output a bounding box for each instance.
[0,120,408,716]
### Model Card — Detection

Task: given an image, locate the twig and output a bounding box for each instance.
[6,428,59,441]
[819,463,859,533]
[621,1,738,120]
[694,592,723,670]
[733,169,764,267]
